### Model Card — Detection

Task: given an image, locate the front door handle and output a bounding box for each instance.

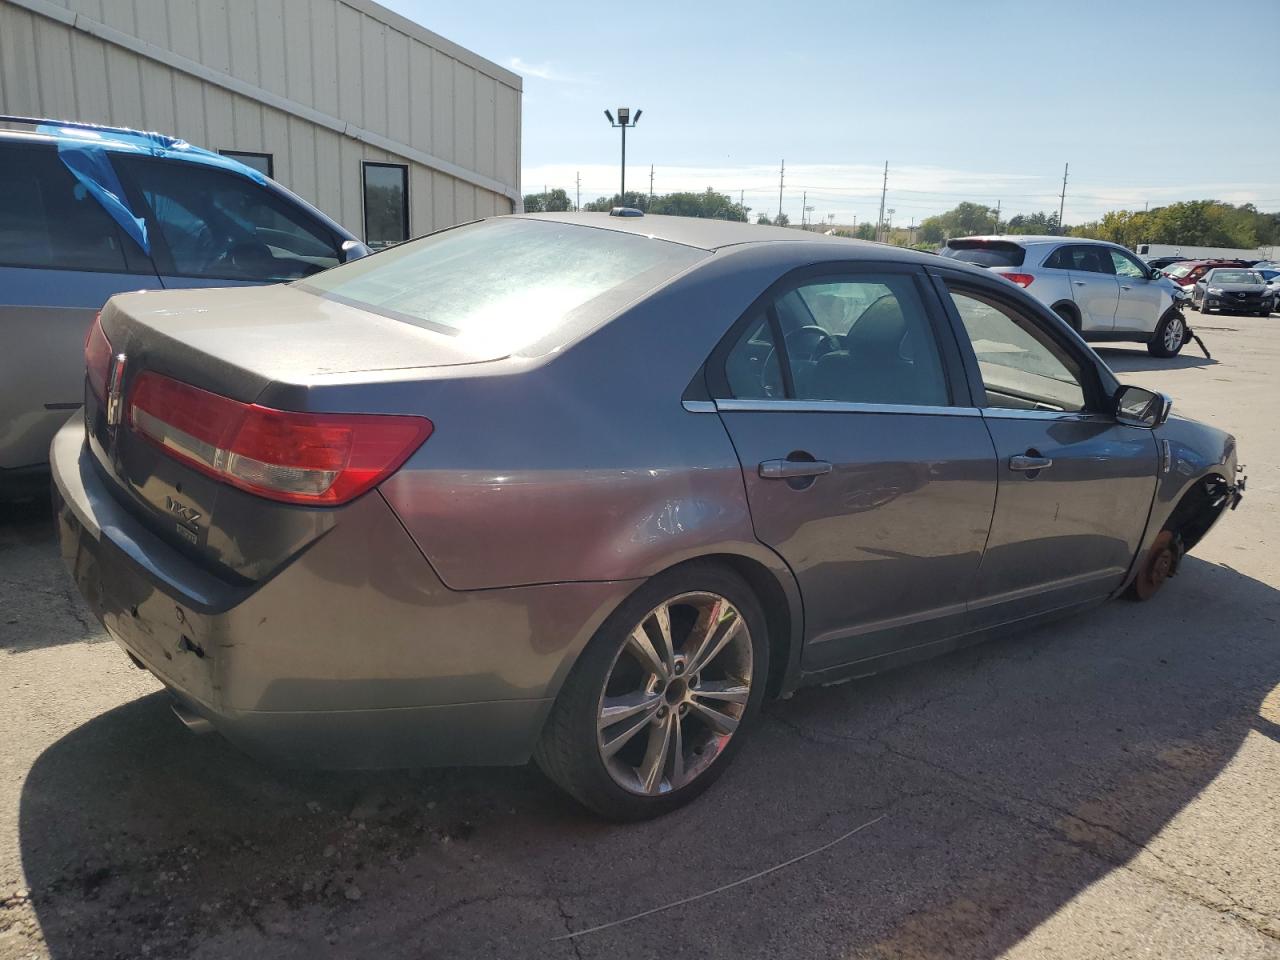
[1073,280,1087,286]
[759,458,833,480]
[1120,284,1132,291]
[1009,454,1053,472]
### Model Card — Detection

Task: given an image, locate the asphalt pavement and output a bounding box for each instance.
[1,308,1277,959]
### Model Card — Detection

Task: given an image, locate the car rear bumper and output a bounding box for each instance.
[51,412,633,769]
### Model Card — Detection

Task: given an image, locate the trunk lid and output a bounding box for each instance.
[88,284,483,581]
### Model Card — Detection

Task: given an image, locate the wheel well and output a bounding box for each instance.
[1051,301,1081,329]
[661,553,796,700]
[1163,473,1231,552]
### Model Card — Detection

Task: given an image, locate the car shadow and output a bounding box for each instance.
[0,490,109,654]
[17,557,1280,959]
[1094,346,1218,373]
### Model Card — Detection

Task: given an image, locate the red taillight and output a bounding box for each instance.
[1001,273,1035,288]
[85,313,113,400]
[128,372,432,505]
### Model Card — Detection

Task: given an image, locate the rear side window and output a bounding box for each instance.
[117,157,341,281]
[940,240,1026,268]
[1044,245,1115,275]
[297,218,706,353]
[719,272,949,407]
[0,144,148,273]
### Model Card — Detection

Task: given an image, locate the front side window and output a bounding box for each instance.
[363,163,409,249]
[721,273,949,407]
[0,144,146,273]
[947,286,1086,412]
[117,157,340,281]
[1110,249,1147,278]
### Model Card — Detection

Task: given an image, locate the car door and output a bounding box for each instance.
[708,264,998,672]
[934,274,1158,629]
[0,141,160,471]
[1110,247,1165,333]
[1062,245,1120,332]
[112,156,343,289]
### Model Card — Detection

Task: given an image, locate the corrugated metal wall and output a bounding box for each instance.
[0,0,522,238]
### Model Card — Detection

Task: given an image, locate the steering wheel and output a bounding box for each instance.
[213,240,277,278]
[785,325,842,362]
[760,325,841,397]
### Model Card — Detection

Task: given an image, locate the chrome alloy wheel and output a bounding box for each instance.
[1163,314,1185,352]
[595,592,753,796]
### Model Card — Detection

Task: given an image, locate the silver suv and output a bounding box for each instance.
[940,236,1187,358]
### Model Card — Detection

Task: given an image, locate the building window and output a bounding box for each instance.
[218,150,274,179]
[363,162,409,249]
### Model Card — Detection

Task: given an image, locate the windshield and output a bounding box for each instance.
[1209,270,1260,284]
[296,218,706,353]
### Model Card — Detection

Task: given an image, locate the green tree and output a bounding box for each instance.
[774,211,790,227]
[582,191,651,213]
[649,187,748,221]
[757,213,772,225]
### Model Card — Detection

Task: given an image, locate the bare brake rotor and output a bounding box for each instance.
[1131,530,1182,601]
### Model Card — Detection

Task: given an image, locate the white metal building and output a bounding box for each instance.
[0,0,522,247]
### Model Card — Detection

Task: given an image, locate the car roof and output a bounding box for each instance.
[950,234,1122,248]
[514,212,946,263]
[0,118,264,178]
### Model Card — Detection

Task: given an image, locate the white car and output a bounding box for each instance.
[940,236,1188,357]
[1257,268,1280,312]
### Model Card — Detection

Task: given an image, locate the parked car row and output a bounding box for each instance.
[0,117,369,491]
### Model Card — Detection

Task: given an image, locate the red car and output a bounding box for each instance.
[1162,259,1252,289]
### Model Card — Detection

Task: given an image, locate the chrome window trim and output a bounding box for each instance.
[681,400,717,413]
[978,407,1113,424]
[713,398,981,418]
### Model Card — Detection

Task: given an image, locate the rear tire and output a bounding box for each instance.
[1053,305,1081,332]
[534,562,769,821]
[1147,309,1186,358]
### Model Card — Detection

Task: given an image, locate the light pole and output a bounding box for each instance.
[604,107,641,204]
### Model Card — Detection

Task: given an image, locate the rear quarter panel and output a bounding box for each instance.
[379,245,802,591]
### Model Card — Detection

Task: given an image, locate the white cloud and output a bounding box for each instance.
[520,161,1280,222]
[506,57,585,84]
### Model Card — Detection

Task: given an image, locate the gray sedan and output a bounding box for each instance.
[51,213,1244,820]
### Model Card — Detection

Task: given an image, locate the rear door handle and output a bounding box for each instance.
[759,458,833,480]
[1009,455,1053,472]
[1073,280,1087,286]
[1120,284,1132,290]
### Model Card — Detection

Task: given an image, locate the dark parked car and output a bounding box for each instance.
[1191,268,1274,315]
[52,213,1244,820]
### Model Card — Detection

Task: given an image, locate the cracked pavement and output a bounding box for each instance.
[1,310,1278,959]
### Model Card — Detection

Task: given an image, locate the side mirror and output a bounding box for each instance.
[1114,385,1172,428]
[340,239,371,263]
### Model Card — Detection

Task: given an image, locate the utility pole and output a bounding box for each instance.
[994,200,1001,234]
[909,216,916,245]
[801,190,807,229]
[1057,162,1069,234]
[649,164,654,208]
[777,159,785,220]
[876,161,888,242]
[575,171,580,211]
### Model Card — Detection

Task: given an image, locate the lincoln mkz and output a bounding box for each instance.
[53,213,1244,819]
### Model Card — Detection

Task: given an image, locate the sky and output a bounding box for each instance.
[384,0,1280,225]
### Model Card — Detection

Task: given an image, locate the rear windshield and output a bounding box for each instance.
[296,218,706,352]
[1165,264,1193,278]
[939,240,1026,268]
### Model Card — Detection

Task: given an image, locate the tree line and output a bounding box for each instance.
[523,186,1279,252]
